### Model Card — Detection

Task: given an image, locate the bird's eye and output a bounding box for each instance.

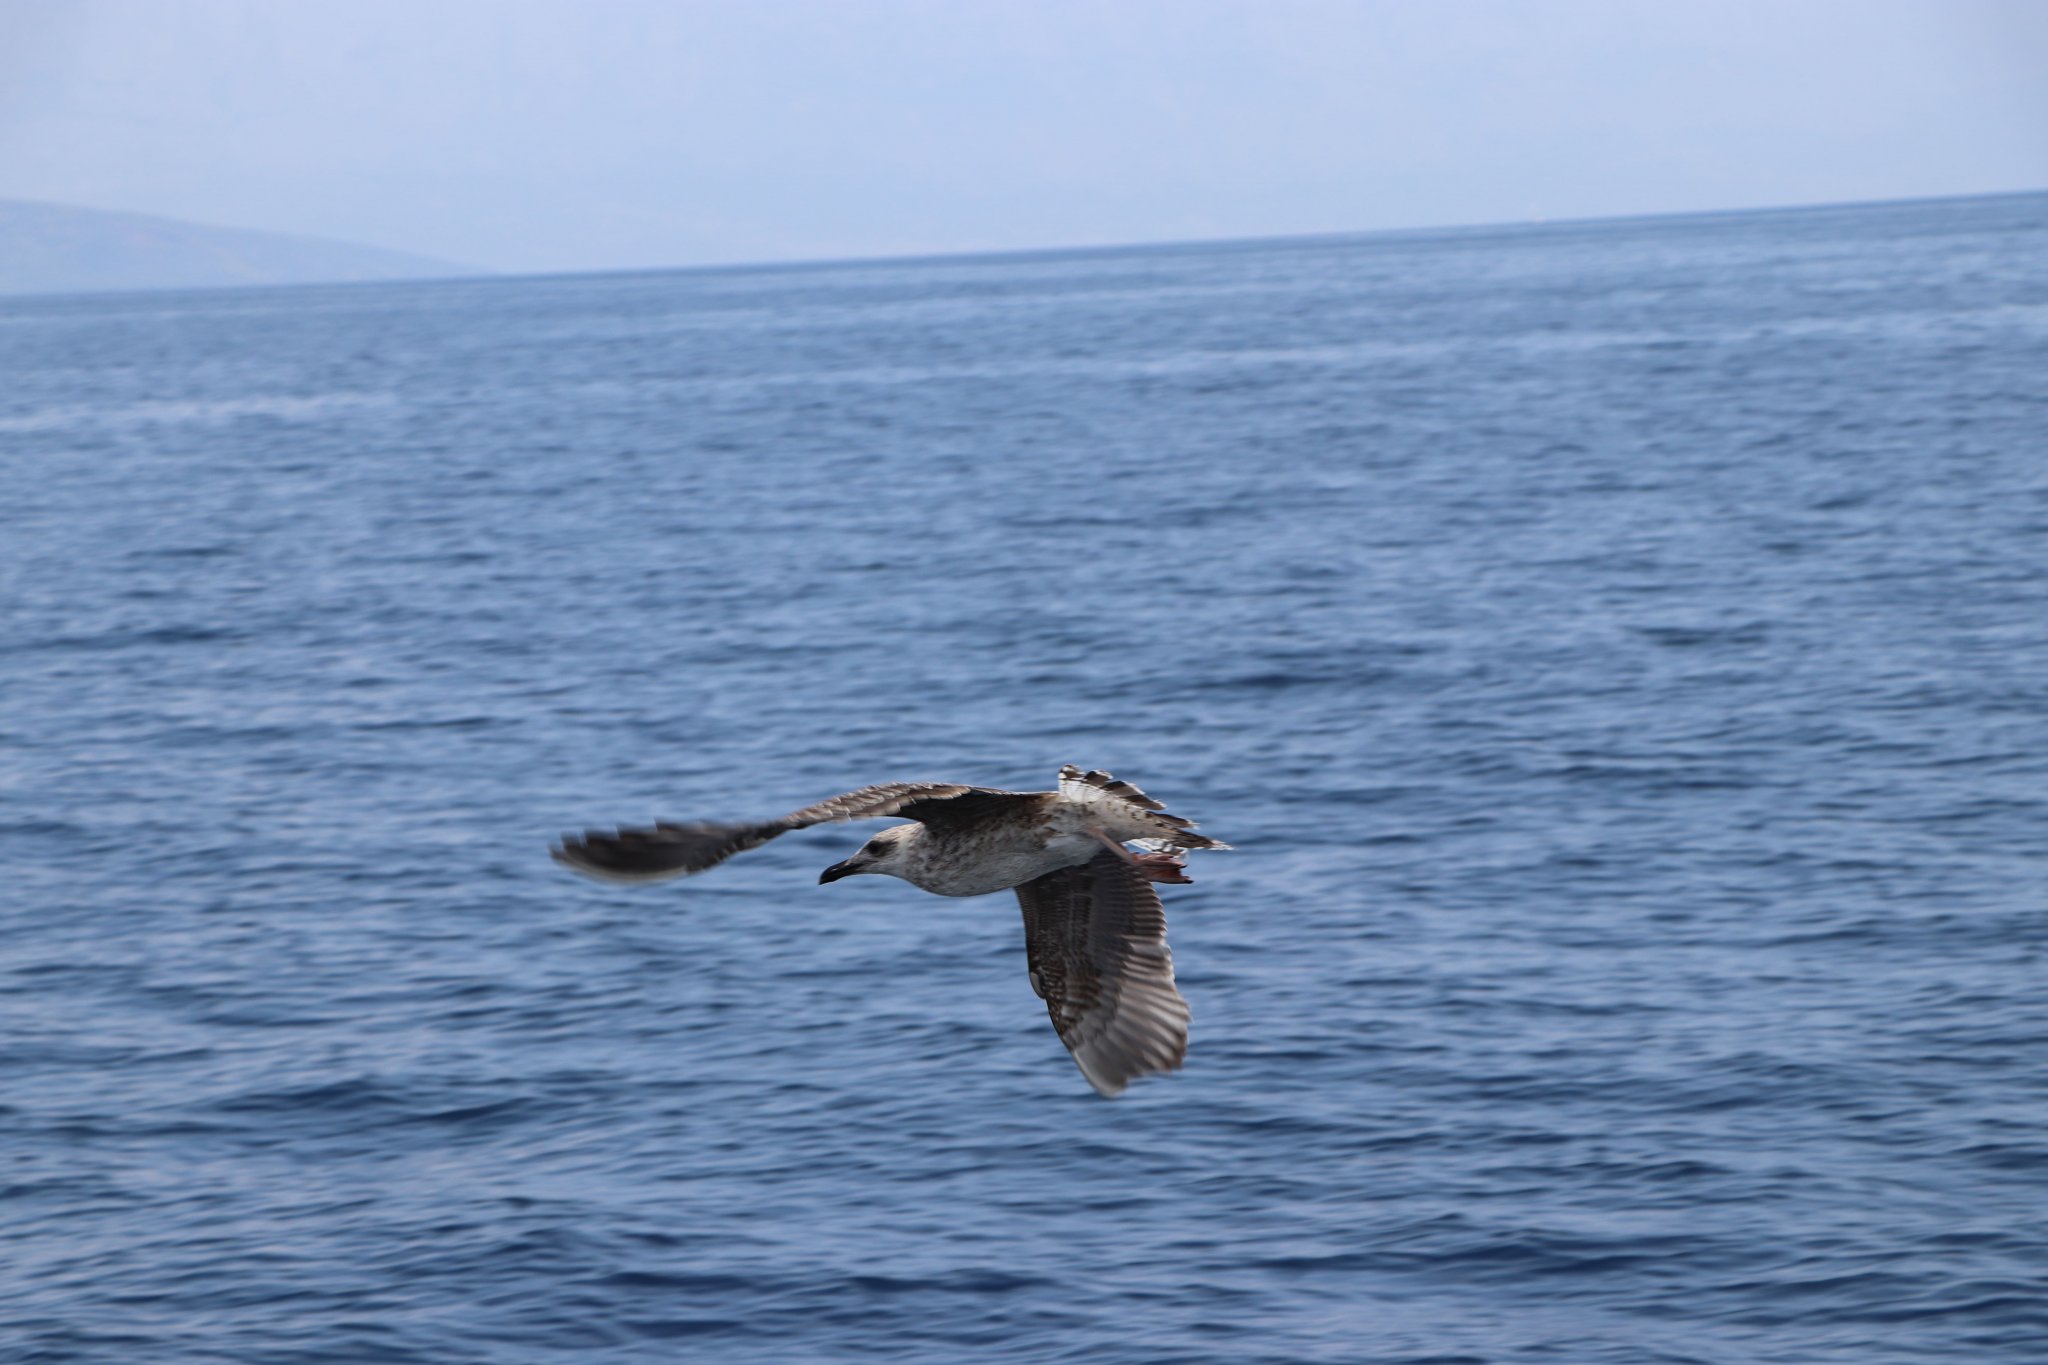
[863,839,889,857]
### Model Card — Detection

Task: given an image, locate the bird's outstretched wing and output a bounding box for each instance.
[780,782,1048,831]
[1016,850,1190,1097]
[551,781,1047,883]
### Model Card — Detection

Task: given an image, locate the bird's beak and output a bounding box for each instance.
[818,859,857,885]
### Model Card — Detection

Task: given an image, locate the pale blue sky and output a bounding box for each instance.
[1,0,2043,272]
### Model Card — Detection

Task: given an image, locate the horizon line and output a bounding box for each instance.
[5,183,2042,303]
[516,184,2048,285]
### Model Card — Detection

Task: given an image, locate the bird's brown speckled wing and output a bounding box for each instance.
[1016,850,1190,1097]
[551,782,1047,883]
[548,818,793,883]
[780,782,1048,831]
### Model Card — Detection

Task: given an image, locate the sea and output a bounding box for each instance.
[3,192,2046,1363]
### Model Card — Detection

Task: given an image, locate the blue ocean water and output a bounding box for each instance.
[3,192,2047,1363]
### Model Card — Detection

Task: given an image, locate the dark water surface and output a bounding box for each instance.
[4,194,2047,1363]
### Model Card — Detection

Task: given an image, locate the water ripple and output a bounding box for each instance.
[3,192,2046,1363]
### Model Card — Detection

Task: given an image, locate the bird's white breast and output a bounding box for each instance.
[899,823,1088,897]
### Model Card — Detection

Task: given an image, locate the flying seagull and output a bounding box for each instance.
[551,765,1228,1096]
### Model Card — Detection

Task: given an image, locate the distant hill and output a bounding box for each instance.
[0,198,485,296]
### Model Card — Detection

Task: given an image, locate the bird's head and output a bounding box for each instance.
[818,824,919,884]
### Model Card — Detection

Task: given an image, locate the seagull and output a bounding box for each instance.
[551,765,1229,1096]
